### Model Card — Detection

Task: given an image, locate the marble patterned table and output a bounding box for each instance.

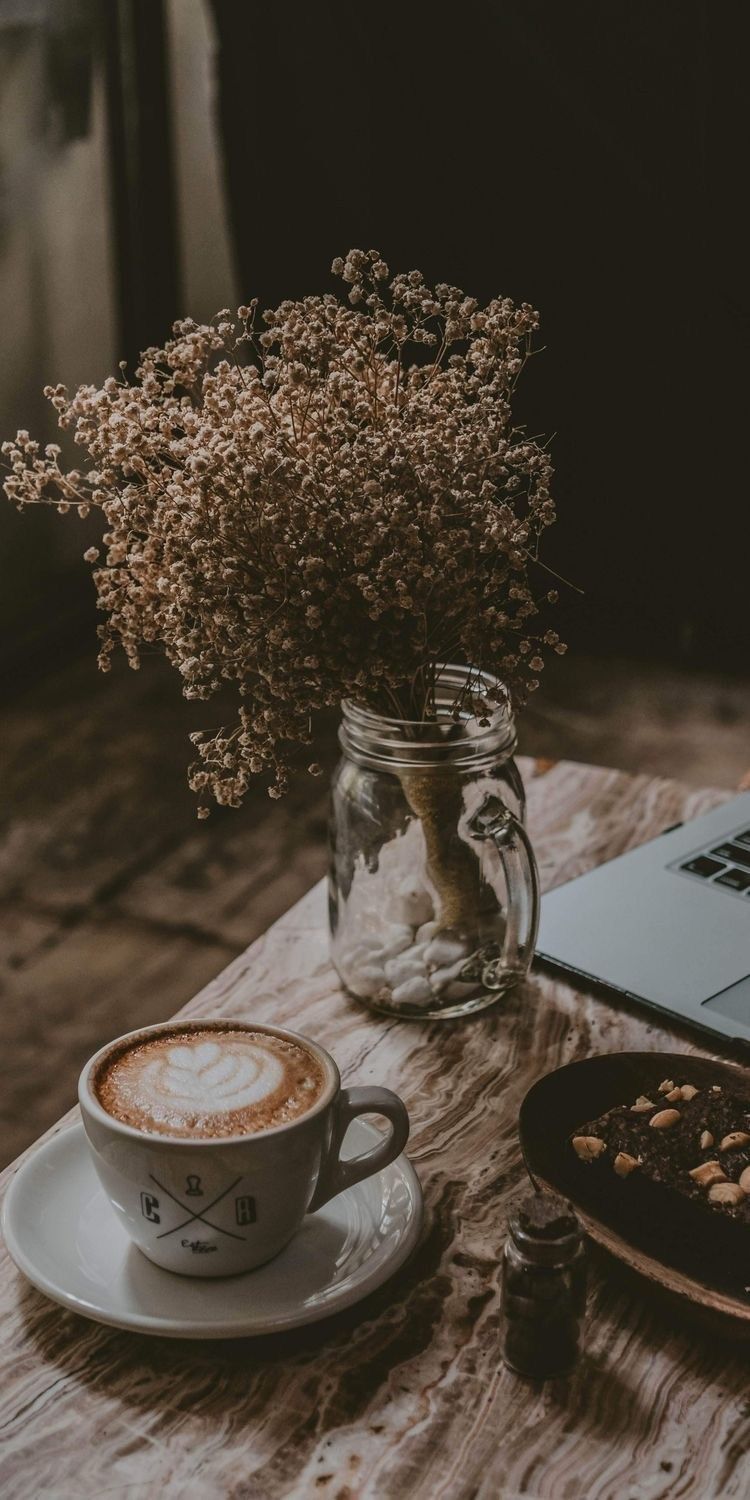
[1,758,748,1500]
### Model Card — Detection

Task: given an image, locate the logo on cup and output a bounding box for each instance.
[235,1194,256,1225]
[140,1191,161,1223]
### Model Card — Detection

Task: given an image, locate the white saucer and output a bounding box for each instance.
[2,1120,424,1339]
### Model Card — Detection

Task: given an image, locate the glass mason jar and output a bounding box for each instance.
[328,667,540,1020]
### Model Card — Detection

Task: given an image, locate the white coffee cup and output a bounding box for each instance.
[78,1019,410,1277]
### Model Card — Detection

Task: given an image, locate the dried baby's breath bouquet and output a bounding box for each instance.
[3,249,563,816]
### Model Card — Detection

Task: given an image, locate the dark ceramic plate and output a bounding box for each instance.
[519,1052,750,1324]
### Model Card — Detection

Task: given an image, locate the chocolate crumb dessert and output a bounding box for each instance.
[570,1077,750,1222]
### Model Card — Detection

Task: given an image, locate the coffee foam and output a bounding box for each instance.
[94,1026,326,1139]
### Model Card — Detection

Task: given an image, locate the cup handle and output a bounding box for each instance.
[307,1086,410,1213]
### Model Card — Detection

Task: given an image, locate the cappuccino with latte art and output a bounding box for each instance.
[94,1025,326,1139]
[80,1017,410,1276]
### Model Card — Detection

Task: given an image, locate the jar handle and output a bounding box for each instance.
[468,794,540,984]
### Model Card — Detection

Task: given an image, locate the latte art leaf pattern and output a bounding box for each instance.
[94,1027,327,1138]
[140,1041,285,1114]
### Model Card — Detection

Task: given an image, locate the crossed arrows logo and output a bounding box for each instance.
[149,1173,247,1241]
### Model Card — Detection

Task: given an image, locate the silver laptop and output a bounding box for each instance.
[536,791,750,1046]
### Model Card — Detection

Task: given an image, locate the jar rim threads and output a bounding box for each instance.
[340,665,517,773]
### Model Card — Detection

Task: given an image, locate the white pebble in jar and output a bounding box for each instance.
[348,962,386,998]
[441,981,478,1002]
[391,976,433,1006]
[378,924,415,960]
[384,954,428,987]
[429,957,469,992]
[385,878,434,928]
[424,936,469,968]
[339,938,384,970]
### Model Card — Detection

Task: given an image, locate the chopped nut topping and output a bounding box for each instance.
[572,1135,607,1162]
[650,1108,681,1130]
[613,1152,641,1177]
[708,1182,746,1206]
[688,1161,727,1188]
[573,1075,750,1224]
[718,1131,750,1152]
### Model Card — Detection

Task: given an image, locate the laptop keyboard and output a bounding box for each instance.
[677,826,750,898]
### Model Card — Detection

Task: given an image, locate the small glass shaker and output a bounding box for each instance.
[500,1189,587,1378]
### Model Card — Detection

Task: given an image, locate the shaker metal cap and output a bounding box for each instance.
[509,1189,582,1264]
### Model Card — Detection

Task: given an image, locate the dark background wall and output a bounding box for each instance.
[210,0,748,671]
[1,0,748,683]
